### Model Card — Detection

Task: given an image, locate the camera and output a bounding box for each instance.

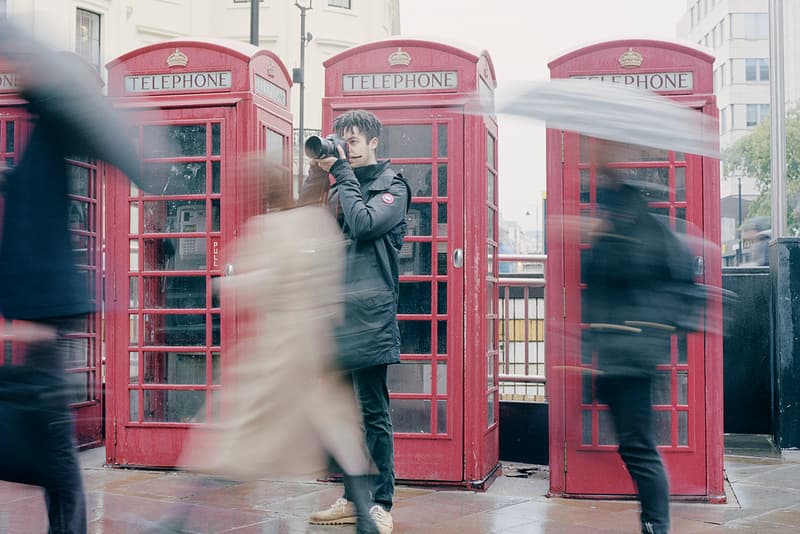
[304,134,348,160]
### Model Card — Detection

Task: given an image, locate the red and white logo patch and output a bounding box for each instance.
[381,193,395,205]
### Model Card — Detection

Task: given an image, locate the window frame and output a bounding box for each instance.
[328,0,352,9]
[75,8,101,73]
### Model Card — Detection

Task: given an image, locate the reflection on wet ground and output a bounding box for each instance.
[0,449,798,533]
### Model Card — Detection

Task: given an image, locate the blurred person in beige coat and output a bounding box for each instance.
[157,158,383,534]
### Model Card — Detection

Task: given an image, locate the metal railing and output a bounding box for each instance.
[497,254,547,402]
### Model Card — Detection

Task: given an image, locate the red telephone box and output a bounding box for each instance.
[545,40,724,501]
[0,56,105,449]
[322,39,500,487]
[104,40,293,467]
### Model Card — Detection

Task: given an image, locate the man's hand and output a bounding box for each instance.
[313,145,347,172]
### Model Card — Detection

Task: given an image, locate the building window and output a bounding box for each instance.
[719,17,726,42]
[743,13,769,39]
[720,62,726,88]
[328,0,351,8]
[746,104,770,127]
[745,58,769,81]
[75,9,101,72]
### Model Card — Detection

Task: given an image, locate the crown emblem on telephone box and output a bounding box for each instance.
[167,49,189,68]
[388,48,411,67]
[618,48,643,69]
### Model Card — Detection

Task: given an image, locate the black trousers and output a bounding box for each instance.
[343,364,394,510]
[596,376,670,534]
[0,317,87,534]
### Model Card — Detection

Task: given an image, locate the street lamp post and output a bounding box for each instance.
[737,173,743,265]
[294,0,313,191]
[249,0,259,47]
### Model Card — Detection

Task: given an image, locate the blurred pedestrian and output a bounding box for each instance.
[303,110,411,534]
[582,140,704,534]
[171,157,381,534]
[0,21,147,534]
[740,216,771,266]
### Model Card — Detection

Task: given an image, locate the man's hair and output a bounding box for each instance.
[332,110,382,141]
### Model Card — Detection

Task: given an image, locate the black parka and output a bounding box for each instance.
[323,159,410,371]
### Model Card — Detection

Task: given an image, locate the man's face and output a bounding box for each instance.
[341,126,378,168]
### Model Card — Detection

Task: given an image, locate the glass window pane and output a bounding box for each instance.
[488,393,495,426]
[487,134,496,169]
[143,162,206,196]
[437,202,447,234]
[582,409,593,445]
[488,207,495,240]
[615,167,669,202]
[676,208,687,234]
[437,400,447,434]
[143,125,206,158]
[678,333,688,364]
[759,60,769,81]
[129,277,139,308]
[391,399,431,433]
[437,124,448,157]
[437,282,447,315]
[212,313,220,346]
[678,411,689,446]
[212,123,221,155]
[580,169,590,204]
[678,371,689,405]
[488,171,496,205]
[129,314,139,344]
[437,250,448,275]
[406,204,431,236]
[745,59,756,81]
[437,320,447,354]
[143,390,205,423]
[143,276,206,309]
[143,314,206,346]
[377,125,432,158]
[130,390,139,422]
[142,238,207,271]
[399,242,431,276]
[129,202,140,234]
[5,121,13,152]
[143,200,206,233]
[131,238,141,270]
[392,163,431,197]
[67,165,90,197]
[437,165,447,197]
[387,361,432,394]
[399,320,430,354]
[65,338,89,368]
[211,199,220,232]
[212,352,221,385]
[71,235,91,265]
[143,352,207,384]
[437,361,447,394]
[675,167,686,201]
[652,372,672,405]
[129,352,139,383]
[212,161,221,194]
[398,282,431,314]
[654,410,672,446]
[599,409,617,445]
[581,328,593,365]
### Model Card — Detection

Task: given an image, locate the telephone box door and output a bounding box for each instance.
[367,108,465,482]
[108,105,235,466]
[561,131,709,496]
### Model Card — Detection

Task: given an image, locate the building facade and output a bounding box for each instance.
[4,0,400,169]
[677,0,800,264]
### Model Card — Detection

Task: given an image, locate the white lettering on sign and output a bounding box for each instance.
[254,74,287,107]
[0,72,18,92]
[343,71,458,92]
[570,71,694,91]
[124,71,233,93]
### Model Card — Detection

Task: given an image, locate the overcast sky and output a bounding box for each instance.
[399,0,690,228]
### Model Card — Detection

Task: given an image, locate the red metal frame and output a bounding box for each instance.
[322,40,499,486]
[546,39,723,501]
[104,40,292,467]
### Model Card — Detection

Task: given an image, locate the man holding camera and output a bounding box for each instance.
[302,110,409,534]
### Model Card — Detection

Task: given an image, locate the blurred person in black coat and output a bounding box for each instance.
[0,21,146,534]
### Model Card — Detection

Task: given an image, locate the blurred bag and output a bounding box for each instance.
[652,216,707,333]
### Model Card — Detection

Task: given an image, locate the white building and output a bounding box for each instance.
[677,0,800,264]
[2,0,399,166]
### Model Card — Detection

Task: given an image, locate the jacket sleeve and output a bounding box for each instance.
[329,160,408,241]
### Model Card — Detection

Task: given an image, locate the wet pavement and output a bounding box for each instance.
[0,448,799,533]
